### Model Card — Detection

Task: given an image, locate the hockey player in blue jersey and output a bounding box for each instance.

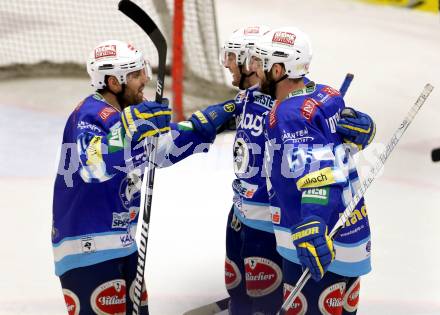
[52,40,235,315]
[220,27,375,314]
[247,27,376,314]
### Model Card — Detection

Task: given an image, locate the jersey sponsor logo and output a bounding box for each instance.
[321,86,340,97]
[296,167,336,190]
[326,111,341,134]
[300,98,321,122]
[225,256,242,290]
[343,278,360,312]
[77,121,102,133]
[81,236,96,253]
[281,127,314,144]
[95,44,117,59]
[272,31,296,46]
[108,122,124,152]
[254,93,275,109]
[120,231,135,247]
[340,204,368,228]
[99,106,117,121]
[271,206,281,224]
[237,113,264,136]
[244,257,282,297]
[232,179,257,199]
[91,279,126,315]
[223,101,236,113]
[119,170,142,210]
[301,187,330,206]
[268,101,280,128]
[234,139,248,174]
[318,282,346,315]
[283,284,307,315]
[112,212,130,229]
[230,213,242,232]
[129,279,148,306]
[63,289,80,315]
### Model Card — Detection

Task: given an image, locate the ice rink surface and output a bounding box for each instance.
[1,0,440,314]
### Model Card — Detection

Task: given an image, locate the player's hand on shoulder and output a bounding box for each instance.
[189,100,236,142]
[291,215,335,282]
[121,99,171,142]
[336,107,376,150]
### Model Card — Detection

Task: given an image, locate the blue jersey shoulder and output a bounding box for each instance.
[74,94,120,132]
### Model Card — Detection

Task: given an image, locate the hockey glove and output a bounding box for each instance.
[189,100,236,143]
[291,215,335,282]
[336,107,376,150]
[121,100,171,142]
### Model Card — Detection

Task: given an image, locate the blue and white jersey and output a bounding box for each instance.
[264,83,372,277]
[52,93,209,276]
[232,85,276,233]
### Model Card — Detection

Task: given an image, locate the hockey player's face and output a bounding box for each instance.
[248,56,267,86]
[124,69,149,105]
[224,53,241,87]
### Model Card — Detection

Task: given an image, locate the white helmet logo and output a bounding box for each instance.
[244,26,260,35]
[94,45,117,59]
[272,32,296,46]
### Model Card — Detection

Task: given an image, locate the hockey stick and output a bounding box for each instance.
[431,148,440,162]
[339,73,354,97]
[182,297,230,315]
[118,1,167,314]
[182,73,356,315]
[278,83,434,315]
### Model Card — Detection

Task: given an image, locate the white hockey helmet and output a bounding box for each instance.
[248,27,312,79]
[87,39,152,89]
[219,25,271,67]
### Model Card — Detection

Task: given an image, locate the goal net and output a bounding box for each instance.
[0,0,234,117]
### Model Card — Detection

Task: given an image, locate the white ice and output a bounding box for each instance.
[1,0,440,314]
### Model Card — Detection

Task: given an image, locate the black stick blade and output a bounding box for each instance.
[432,148,440,162]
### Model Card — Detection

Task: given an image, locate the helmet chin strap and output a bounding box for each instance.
[238,65,255,90]
[267,72,288,99]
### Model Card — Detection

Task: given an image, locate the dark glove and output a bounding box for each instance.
[291,215,335,282]
[121,100,171,142]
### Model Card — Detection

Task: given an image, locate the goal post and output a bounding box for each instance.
[172,0,184,121]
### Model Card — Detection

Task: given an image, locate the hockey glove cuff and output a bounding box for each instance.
[189,100,236,143]
[291,215,335,282]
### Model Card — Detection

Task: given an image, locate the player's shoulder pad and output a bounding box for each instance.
[75,94,118,132]
[314,84,343,104]
[307,84,345,118]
